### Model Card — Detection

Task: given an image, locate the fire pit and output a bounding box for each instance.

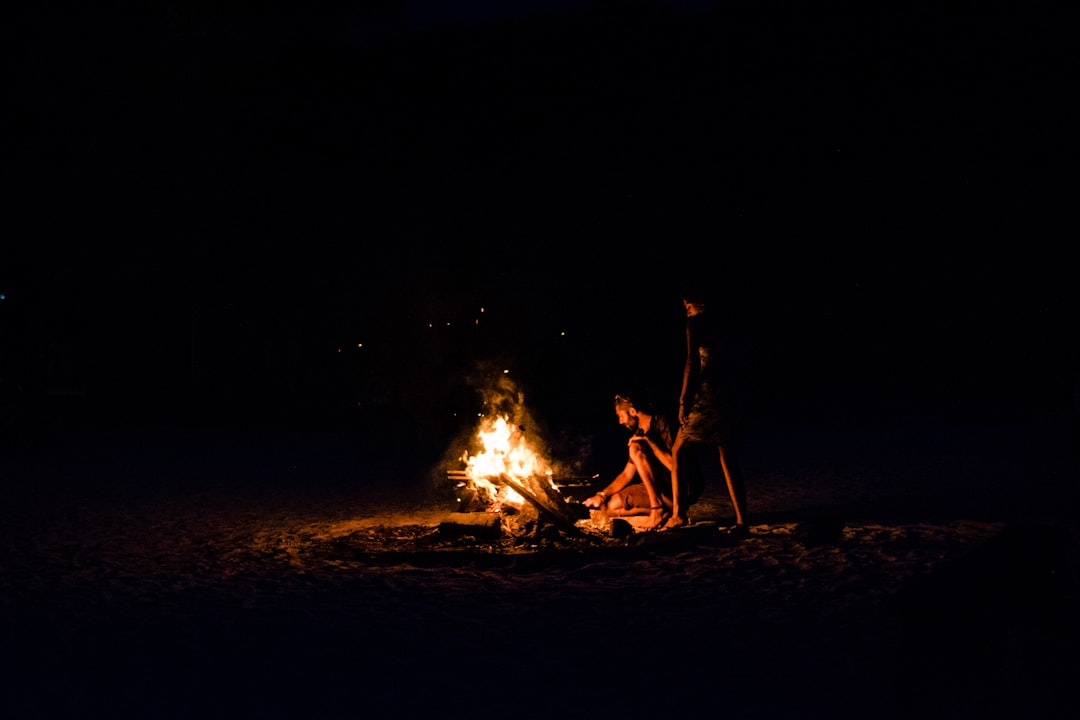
[450,469,588,527]
[443,415,592,540]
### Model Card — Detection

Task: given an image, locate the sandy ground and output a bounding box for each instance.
[1,417,1077,719]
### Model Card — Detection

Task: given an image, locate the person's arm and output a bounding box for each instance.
[678,321,698,423]
[582,461,636,508]
[626,435,668,529]
[631,432,673,472]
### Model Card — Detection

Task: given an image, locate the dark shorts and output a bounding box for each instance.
[612,483,668,511]
[678,379,743,447]
[613,479,700,510]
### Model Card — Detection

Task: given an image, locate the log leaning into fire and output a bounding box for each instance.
[498,473,584,535]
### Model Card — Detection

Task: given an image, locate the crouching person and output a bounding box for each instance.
[583,393,696,531]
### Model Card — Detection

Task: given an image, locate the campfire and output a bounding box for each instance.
[445,414,590,539]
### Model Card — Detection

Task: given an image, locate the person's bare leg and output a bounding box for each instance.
[606,507,649,517]
[605,495,651,517]
[605,496,639,517]
[661,438,692,530]
[719,445,746,526]
[629,444,667,530]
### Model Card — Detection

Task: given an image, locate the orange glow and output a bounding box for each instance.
[461,415,551,509]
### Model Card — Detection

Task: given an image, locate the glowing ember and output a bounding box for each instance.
[461,415,552,509]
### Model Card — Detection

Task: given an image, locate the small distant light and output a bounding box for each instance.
[503,369,509,374]
[357,343,363,348]
[480,307,485,313]
[337,348,342,353]
[428,323,433,328]
[560,331,566,336]
[0,294,6,300]
[446,322,451,326]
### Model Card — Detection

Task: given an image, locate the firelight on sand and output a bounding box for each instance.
[461,415,554,508]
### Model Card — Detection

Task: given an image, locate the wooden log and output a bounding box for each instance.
[525,475,590,522]
[442,512,501,528]
[498,473,582,535]
[438,512,502,539]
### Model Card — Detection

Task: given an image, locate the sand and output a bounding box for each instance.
[1,418,1076,719]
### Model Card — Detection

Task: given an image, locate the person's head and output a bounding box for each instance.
[614,393,645,433]
[680,285,707,317]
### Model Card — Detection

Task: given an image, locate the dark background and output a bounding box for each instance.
[4,2,1076,461]
[3,10,1077,720]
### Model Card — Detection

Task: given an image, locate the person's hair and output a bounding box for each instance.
[614,390,658,414]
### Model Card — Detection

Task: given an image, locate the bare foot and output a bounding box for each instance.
[643,509,667,531]
[658,515,690,532]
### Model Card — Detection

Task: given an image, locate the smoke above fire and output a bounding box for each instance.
[433,361,593,516]
[456,370,555,505]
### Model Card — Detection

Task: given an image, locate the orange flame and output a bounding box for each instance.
[461,415,551,508]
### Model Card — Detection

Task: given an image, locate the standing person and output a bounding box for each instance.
[661,286,749,534]
[582,393,696,531]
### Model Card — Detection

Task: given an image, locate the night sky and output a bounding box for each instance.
[4,2,1076,449]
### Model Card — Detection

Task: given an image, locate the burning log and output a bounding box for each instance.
[450,411,590,537]
[498,473,585,535]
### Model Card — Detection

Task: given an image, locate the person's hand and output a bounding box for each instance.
[582,492,607,509]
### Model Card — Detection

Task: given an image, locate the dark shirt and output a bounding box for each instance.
[688,310,745,418]
[644,410,676,453]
